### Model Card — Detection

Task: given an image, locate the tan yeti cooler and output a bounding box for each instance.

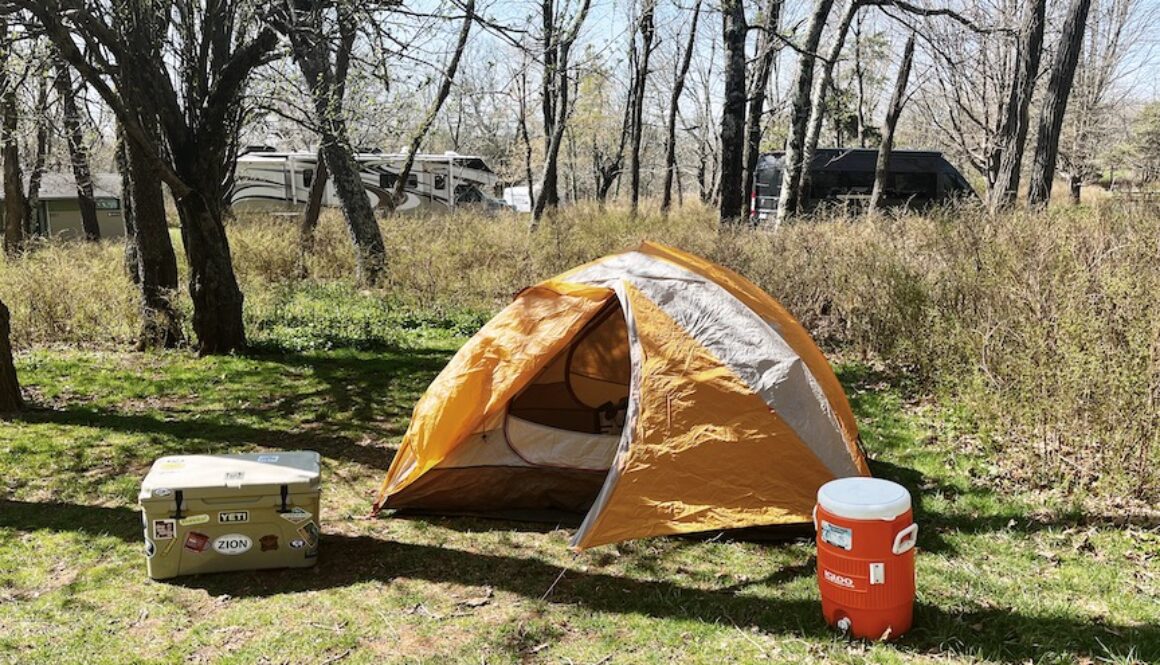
[139,451,321,580]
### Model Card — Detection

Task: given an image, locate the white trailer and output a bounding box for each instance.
[230,150,507,214]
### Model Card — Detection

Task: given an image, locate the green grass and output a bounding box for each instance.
[0,343,1157,664]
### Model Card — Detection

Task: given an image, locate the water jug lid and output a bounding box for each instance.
[817,477,911,521]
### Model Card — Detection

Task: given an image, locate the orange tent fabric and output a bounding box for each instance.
[374,242,869,549]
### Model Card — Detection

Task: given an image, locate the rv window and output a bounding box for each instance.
[434,175,446,190]
[407,174,418,188]
[380,172,397,189]
[302,169,314,189]
[95,198,120,210]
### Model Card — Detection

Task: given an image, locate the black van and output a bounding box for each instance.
[751,148,975,220]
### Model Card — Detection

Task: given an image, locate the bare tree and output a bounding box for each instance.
[741,0,783,220]
[1025,0,1093,205]
[532,0,593,224]
[26,61,50,238]
[717,0,748,223]
[21,0,279,353]
[390,0,476,212]
[628,0,657,213]
[661,0,702,213]
[774,0,837,227]
[868,32,916,214]
[989,0,1047,209]
[802,0,862,177]
[271,0,386,286]
[1,14,28,254]
[53,55,101,241]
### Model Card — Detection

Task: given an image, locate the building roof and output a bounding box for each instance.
[0,172,123,202]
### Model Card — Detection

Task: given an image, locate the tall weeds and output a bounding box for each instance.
[0,201,1155,498]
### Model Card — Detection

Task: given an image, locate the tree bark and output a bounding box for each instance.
[27,72,50,238]
[114,129,139,285]
[2,89,27,254]
[539,0,560,211]
[628,0,656,214]
[127,122,183,349]
[298,149,328,277]
[283,6,386,286]
[868,33,916,215]
[532,0,593,225]
[0,298,21,414]
[742,0,783,220]
[661,0,701,213]
[802,0,860,181]
[1026,0,1092,207]
[717,0,748,223]
[989,0,1047,210]
[775,0,838,227]
[53,56,101,241]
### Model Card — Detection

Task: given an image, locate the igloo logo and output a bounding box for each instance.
[824,569,855,589]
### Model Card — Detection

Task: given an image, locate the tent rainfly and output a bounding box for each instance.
[374,242,870,549]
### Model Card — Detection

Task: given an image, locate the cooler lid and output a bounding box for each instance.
[817,477,911,521]
[139,451,321,501]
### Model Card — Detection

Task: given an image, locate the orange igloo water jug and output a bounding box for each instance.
[815,477,917,640]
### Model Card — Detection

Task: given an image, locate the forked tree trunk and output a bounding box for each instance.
[717,0,747,223]
[0,298,20,414]
[1027,0,1092,207]
[868,33,916,215]
[775,0,837,227]
[802,0,860,181]
[741,0,783,220]
[54,57,101,241]
[661,0,701,213]
[989,0,1047,210]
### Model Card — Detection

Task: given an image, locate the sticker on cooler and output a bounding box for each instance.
[823,569,856,589]
[213,534,253,555]
[821,520,853,551]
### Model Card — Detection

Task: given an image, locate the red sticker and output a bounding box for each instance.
[184,531,209,553]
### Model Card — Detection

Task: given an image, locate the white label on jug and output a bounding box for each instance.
[256,455,280,463]
[821,521,853,551]
[219,511,249,523]
[213,534,252,555]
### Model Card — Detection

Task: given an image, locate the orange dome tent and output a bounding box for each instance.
[373,242,870,549]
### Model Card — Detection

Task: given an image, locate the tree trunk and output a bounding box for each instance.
[742,0,783,220]
[115,130,140,285]
[126,123,183,349]
[628,0,656,214]
[775,0,838,227]
[661,0,701,213]
[390,0,474,212]
[54,57,101,241]
[717,0,748,223]
[1068,172,1081,204]
[539,0,560,211]
[27,73,50,238]
[0,298,21,414]
[868,33,916,216]
[2,66,27,253]
[283,5,385,286]
[174,183,245,355]
[298,149,328,278]
[802,0,860,180]
[1026,0,1092,207]
[989,0,1047,210]
[518,67,536,213]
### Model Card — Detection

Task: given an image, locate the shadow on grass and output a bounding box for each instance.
[14,348,453,473]
[1,499,1155,663]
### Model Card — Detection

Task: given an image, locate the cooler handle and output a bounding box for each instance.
[812,505,818,530]
[892,523,918,555]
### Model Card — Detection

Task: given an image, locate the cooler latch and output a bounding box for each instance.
[173,490,185,519]
[278,484,289,513]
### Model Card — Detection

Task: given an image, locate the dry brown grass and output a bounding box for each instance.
[1,199,1156,499]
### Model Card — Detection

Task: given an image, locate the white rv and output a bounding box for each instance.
[230,150,507,214]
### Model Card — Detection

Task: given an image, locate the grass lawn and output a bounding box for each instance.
[0,340,1156,664]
